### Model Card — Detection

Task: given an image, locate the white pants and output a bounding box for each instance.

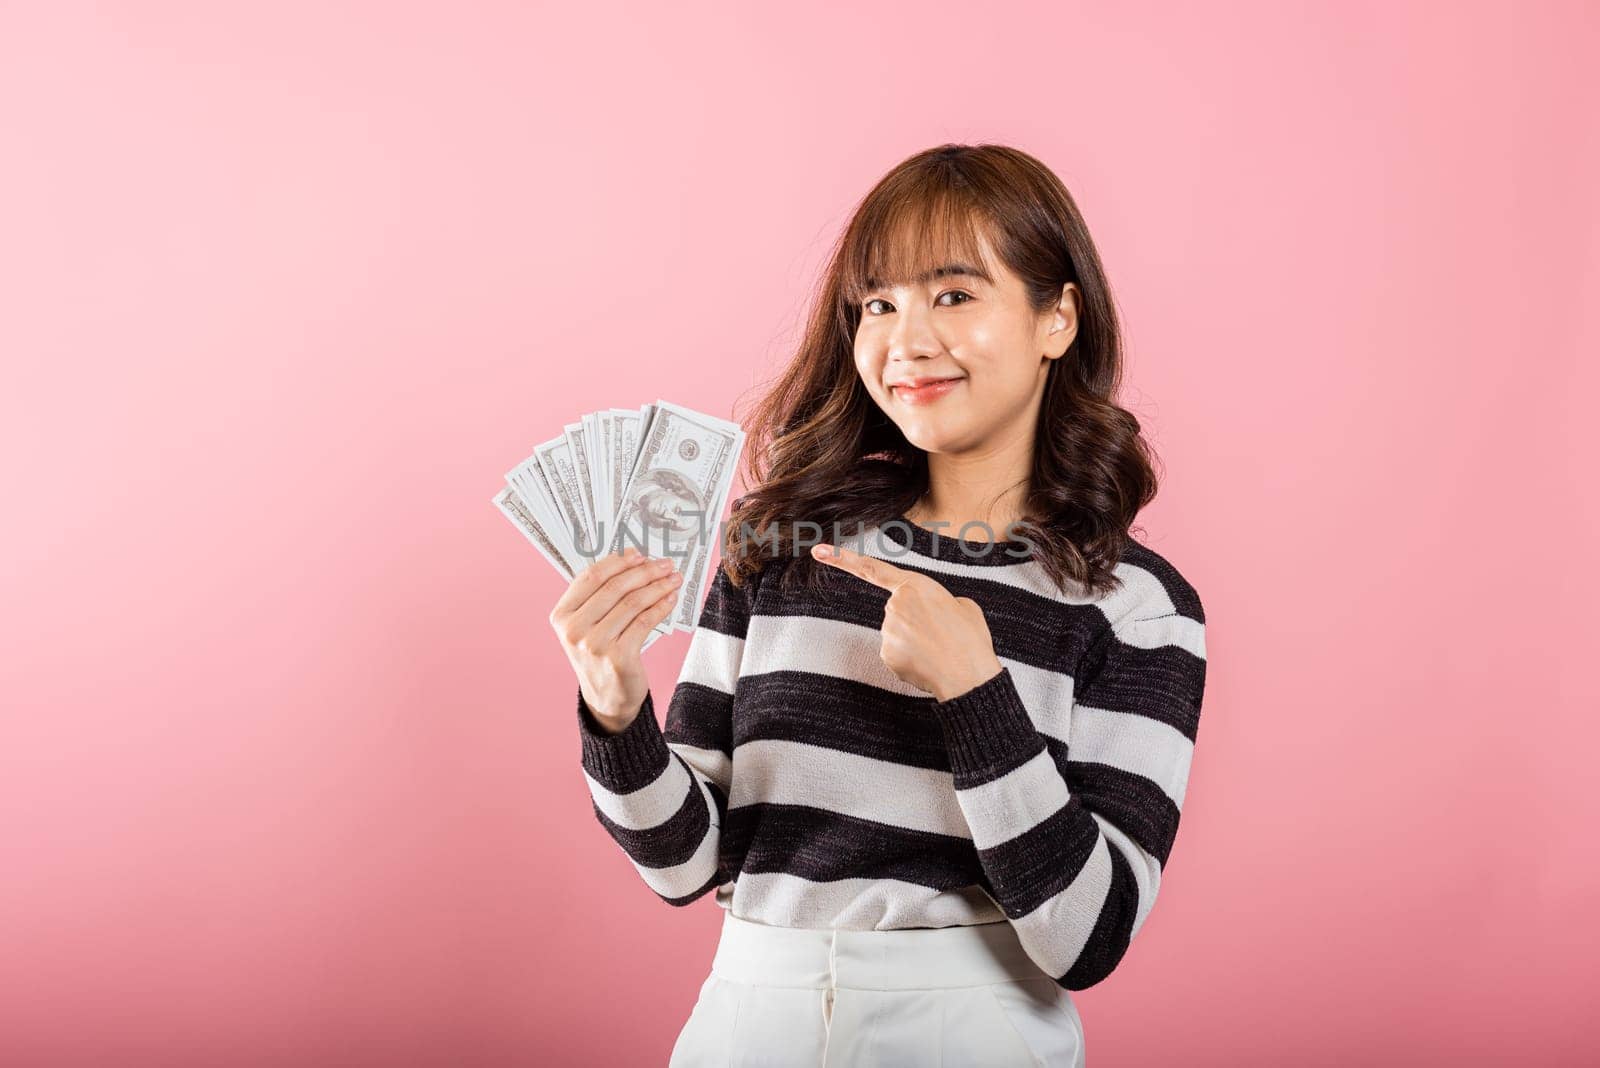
[668,911,1086,1067]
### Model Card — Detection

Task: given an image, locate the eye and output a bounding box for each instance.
[861,290,973,316]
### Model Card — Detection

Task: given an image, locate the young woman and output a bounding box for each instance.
[551,143,1208,1067]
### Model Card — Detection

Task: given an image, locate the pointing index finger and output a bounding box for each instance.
[811,543,909,590]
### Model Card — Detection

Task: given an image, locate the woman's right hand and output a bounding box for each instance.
[549,546,684,731]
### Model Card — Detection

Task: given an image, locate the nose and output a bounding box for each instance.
[886,303,942,364]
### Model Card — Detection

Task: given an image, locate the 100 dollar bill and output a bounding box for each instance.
[495,399,744,646]
[607,401,745,632]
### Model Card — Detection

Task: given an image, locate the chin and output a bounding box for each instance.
[897,421,968,455]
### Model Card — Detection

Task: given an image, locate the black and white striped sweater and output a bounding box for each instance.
[575,514,1208,991]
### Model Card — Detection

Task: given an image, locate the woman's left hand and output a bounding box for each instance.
[811,542,1004,702]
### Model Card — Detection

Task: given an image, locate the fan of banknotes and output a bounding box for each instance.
[493,400,746,651]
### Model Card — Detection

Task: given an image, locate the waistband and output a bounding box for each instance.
[709,910,1049,991]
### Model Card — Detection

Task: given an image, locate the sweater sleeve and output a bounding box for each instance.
[574,559,756,907]
[929,570,1208,990]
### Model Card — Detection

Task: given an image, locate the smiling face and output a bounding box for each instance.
[852,227,1078,457]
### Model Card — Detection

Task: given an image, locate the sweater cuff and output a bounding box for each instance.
[930,667,1047,785]
[577,688,670,792]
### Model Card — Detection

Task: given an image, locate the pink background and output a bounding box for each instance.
[3,2,1597,1065]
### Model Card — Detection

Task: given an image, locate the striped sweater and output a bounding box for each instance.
[575,513,1208,991]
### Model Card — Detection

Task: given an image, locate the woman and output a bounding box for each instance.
[550,143,1208,1066]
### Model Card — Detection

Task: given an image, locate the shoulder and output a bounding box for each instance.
[718,493,791,595]
[702,496,782,629]
[1104,537,1205,630]
[1069,539,1207,666]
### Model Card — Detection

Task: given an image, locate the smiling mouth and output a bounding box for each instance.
[891,378,964,404]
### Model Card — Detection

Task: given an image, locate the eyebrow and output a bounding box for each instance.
[863,262,994,290]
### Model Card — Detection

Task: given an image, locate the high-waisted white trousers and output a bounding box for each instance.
[668,911,1086,1067]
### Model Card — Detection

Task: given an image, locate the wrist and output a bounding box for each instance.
[581,686,643,727]
[590,709,637,734]
[931,655,1004,703]
[577,688,667,790]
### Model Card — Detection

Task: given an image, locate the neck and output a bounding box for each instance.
[907,426,1034,543]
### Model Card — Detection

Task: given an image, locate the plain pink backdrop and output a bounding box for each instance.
[3,2,1597,1065]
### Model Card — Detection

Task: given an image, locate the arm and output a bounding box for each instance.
[929,569,1208,989]
[574,561,756,906]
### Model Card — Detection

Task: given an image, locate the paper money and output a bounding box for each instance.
[493,486,575,581]
[606,401,745,632]
[494,400,747,649]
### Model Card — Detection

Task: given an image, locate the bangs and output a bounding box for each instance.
[838,188,1000,308]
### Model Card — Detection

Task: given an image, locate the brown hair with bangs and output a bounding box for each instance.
[721,142,1159,597]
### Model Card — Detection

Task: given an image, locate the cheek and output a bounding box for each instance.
[959,320,1036,384]
[960,315,1016,358]
[853,346,882,387]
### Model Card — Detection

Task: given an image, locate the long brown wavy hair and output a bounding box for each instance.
[720,142,1159,598]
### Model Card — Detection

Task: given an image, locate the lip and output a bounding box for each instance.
[890,376,964,405]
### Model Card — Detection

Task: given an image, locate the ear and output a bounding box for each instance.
[1043,282,1080,361]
